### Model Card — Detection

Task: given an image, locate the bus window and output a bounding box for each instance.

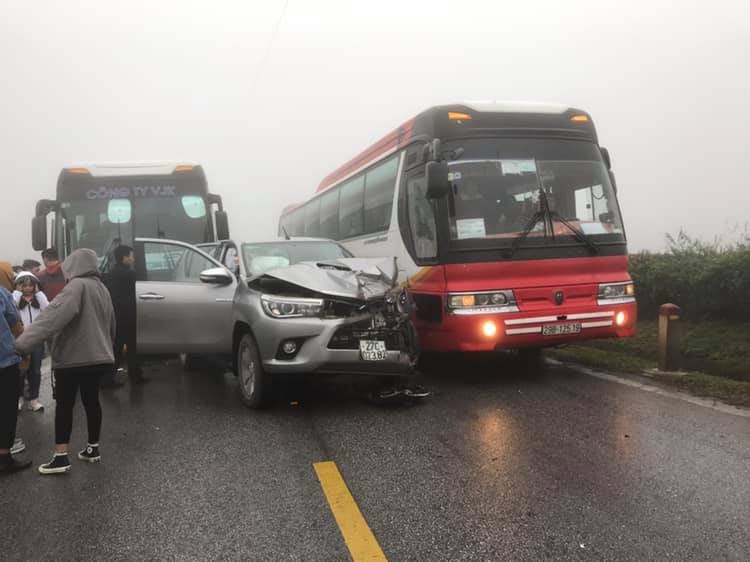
[407,175,437,260]
[338,176,364,238]
[107,199,131,224]
[182,195,207,219]
[304,199,321,237]
[320,188,340,240]
[364,156,398,234]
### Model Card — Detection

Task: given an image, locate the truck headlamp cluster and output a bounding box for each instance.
[261,295,323,318]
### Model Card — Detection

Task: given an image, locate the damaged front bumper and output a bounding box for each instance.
[246,257,420,377]
[256,313,418,376]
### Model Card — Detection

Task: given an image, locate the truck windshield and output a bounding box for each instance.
[242,241,353,276]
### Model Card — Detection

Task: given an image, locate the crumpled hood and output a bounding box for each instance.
[262,257,398,301]
[0,261,14,291]
[62,248,100,281]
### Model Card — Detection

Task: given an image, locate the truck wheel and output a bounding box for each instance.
[236,334,267,409]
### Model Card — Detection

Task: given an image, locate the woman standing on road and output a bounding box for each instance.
[15,249,116,475]
[13,271,49,412]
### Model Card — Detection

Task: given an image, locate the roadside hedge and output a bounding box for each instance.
[629,231,750,321]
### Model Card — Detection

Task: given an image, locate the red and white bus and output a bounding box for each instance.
[279,102,636,354]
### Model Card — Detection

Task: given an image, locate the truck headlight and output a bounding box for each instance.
[447,290,518,315]
[597,282,635,305]
[261,295,323,318]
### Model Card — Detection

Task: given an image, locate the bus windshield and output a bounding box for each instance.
[444,139,624,246]
[60,195,211,256]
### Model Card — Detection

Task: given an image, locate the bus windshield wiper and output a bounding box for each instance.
[506,186,598,258]
[547,208,598,255]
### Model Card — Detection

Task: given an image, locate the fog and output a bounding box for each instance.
[1,0,748,264]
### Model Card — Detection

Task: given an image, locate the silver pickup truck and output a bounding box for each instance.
[131,237,419,408]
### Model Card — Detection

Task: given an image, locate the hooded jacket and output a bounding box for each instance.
[0,261,21,368]
[15,249,116,369]
[38,260,66,302]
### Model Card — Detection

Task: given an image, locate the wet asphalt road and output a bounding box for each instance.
[2,354,750,561]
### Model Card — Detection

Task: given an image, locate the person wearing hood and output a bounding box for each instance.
[13,271,49,412]
[15,249,116,475]
[0,261,32,474]
[37,248,66,303]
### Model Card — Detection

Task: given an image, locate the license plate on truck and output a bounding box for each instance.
[542,322,582,336]
[359,340,387,361]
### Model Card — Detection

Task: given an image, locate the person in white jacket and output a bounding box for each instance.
[13,272,49,412]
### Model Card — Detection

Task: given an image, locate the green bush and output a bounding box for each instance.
[629,231,750,321]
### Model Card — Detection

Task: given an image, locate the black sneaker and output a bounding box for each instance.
[77,444,101,463]
[38,453,71,475]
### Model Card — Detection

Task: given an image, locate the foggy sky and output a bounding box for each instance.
[1,0,748,264]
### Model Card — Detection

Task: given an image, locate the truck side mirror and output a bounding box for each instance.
[215,210,229,240]
[425,161,451,199]
[32,216,47,251]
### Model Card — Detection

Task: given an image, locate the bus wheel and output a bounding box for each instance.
[237,334,267,409]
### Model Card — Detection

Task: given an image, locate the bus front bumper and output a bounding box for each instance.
[416,302,638,352]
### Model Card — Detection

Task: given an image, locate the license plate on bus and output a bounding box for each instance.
[542,322,582,336]
[359,340,387,361]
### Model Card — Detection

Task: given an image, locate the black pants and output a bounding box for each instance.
[114,326,141,378]
[0,364,20,449]
[54,364,111,445]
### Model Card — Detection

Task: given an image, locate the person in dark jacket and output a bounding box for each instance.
[15,249,116,475]
[104,245,145,385]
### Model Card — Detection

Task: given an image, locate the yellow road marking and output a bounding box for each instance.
[313,461,387,562]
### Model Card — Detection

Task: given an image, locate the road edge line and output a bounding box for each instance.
[548,358,750,418]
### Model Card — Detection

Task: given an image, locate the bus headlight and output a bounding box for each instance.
[447,290,518,315]
[261,295,323,318]
[597,282,635,305]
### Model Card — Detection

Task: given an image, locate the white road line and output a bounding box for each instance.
[547,358,750,419]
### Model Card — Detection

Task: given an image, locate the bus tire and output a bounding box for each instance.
[236,333,268,409]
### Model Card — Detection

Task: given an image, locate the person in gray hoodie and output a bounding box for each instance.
[15,248,116,475]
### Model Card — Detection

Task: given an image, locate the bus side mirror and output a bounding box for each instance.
[215,210,230,240]
[425,161,451,199]
[32,216,47,251]
[600,147,612,170]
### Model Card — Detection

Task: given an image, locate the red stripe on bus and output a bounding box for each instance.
[316,118,416,193]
